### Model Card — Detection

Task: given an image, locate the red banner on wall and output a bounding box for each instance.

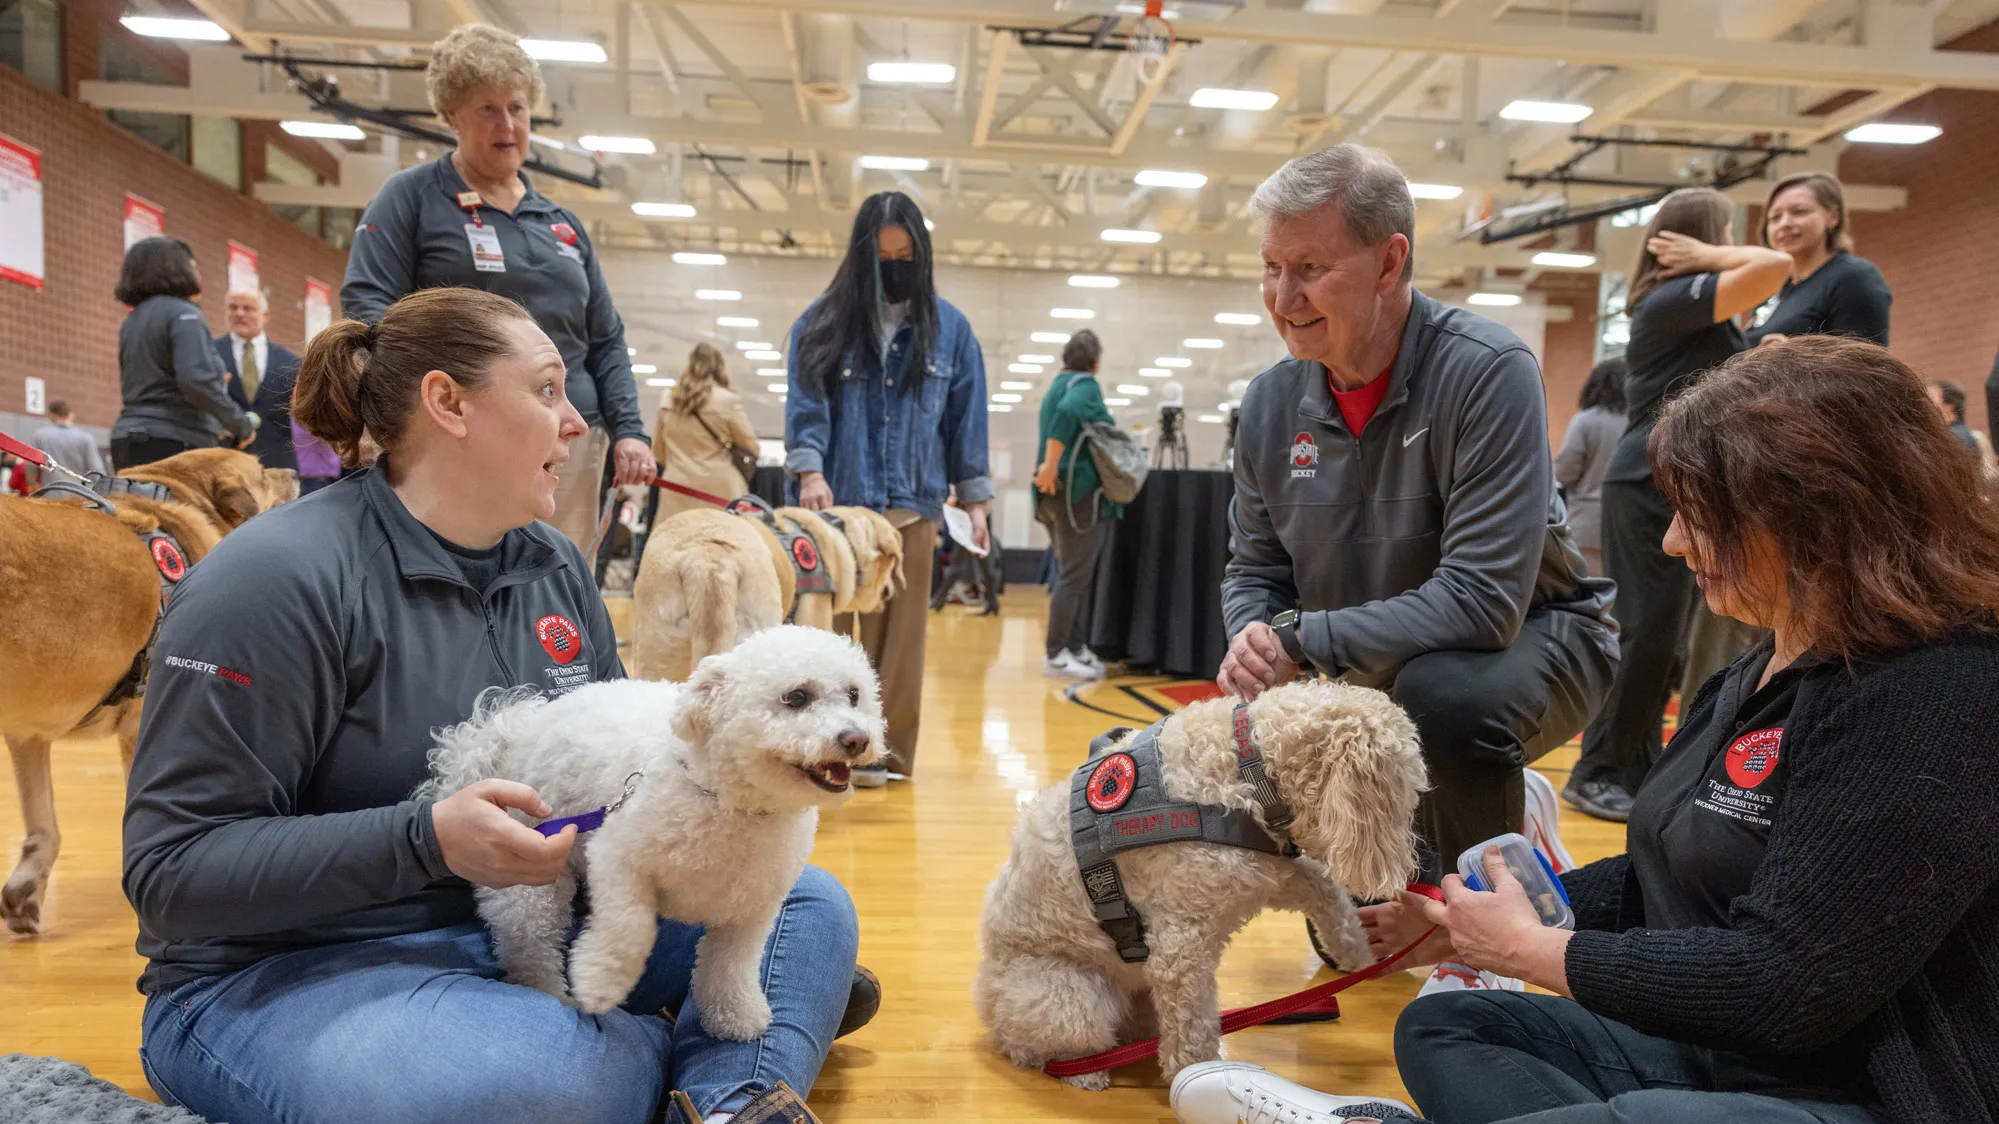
[0,132,44,290]
[124,193,164,249]
[226,240,260,295]
[304,277,332,341]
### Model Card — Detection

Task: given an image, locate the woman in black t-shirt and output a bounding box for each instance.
[1564,189,1790,823]
[1746,171,1892,347]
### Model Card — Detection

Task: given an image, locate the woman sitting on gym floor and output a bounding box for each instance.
[1169,335,1999,1124]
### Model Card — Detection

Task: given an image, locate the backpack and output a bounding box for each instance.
[1081,420,1148,504]
[1060,419,1149,532]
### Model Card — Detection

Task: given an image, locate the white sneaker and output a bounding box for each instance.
[1074,646,1107,674]
[1171,1060,1418,1124]
[1415,958,1526,997]
[1522,767,1578,874]
[1043,650,1103,680]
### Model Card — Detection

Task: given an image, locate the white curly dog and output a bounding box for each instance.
[975,678,1428,1088]
[416,625,882,1041]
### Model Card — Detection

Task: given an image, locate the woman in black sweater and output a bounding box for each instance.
[1168,337,1999,1124]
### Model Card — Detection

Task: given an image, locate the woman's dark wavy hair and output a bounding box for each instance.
[116,236,201,305]
[794,191,937,400]
[1579,356,1627,413]
[1650,336,1999,661]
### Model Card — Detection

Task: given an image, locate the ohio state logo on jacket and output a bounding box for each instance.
[1290,432,1319,479]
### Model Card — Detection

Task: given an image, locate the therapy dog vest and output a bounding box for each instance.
[31,474,190,715]
[1069,703,1298,963]
[723,494,834,604]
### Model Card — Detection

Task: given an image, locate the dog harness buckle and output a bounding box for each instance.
[1068,715,1297,963]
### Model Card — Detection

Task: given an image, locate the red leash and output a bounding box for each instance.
[648,475,731,508]
[1041,882,1446,1079]
[0,429,51,468]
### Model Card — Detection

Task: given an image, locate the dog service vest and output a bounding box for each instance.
[1069,704,1297,963]
[724,494,834,600]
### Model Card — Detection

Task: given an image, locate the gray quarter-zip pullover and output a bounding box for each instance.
[112,295,254,448]
[1224,291,1617,684]
[123,466,619,994]
[341,156,647,443]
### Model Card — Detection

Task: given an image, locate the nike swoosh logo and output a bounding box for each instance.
[1403,428,1429,447]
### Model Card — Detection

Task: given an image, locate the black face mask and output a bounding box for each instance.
[878,258,919,304]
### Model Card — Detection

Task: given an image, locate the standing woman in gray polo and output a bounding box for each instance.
[342,23,652,556]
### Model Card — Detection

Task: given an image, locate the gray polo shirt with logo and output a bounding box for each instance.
[1223,290,1616,685]
[122,467,619,994]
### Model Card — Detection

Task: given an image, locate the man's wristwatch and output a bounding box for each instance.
[1270,609,1306,666]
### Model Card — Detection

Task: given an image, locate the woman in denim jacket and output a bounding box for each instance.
[784,191,991,785]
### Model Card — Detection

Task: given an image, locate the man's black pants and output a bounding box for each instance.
[1389,606,1616,883]
[110,435,192,470]
[1396,992,1883,1124]
[1574,478,1690,792]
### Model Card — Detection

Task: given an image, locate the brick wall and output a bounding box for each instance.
[1541,297,1600,453]
[1837,85,1999,431]
[0,64,348,430]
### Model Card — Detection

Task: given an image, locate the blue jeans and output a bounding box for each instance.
[139,866,858,1124]
[1395,992,1886,1124]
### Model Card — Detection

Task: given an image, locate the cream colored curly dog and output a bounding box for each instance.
[415,625,882,1040]
[975,679,1427,1088]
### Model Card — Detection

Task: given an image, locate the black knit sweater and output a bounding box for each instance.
[1560,627,1999,1122]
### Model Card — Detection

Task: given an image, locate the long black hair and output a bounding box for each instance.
[794,191,938,399]
[1579,355,1627,413]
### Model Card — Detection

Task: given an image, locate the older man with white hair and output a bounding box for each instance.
[214,287,302,472]
[1213,144,1618,992]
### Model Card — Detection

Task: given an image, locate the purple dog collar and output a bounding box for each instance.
[533,771,642,838]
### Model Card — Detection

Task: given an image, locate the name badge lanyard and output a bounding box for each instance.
[459,191,506,273]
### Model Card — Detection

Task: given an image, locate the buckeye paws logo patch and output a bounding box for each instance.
[1725,727,1783,788]
[150,537,187,582]
[536,614,582,666]
[1087,752,1138,813]
[791,535,820,572]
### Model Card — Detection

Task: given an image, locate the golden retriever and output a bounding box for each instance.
[0,449,297,934]
[630,502,903,682]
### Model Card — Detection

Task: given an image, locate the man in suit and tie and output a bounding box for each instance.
[215,289,301,472]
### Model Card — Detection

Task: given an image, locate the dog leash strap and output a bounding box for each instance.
[648,475,732,509]
[1040,882,1446,1079]
[0,429,49,467]
[532,773,643,838]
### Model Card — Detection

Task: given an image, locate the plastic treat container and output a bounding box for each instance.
[1457,832,1575,930]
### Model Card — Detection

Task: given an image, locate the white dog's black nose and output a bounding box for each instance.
[838,729,871,758]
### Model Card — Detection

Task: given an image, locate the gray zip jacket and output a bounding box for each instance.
[112,295,253,448]
[123,467,619,994]
[342,157,647,442]
[1223,291,1616,684]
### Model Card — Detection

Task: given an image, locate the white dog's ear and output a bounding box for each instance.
[674,658,728,742]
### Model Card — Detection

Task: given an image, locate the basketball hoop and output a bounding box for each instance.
[1126,3,1174,87]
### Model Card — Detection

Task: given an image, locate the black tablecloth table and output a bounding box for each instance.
[1085,469,1235,681]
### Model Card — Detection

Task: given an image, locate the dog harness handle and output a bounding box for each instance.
[1040,882,1447,1079]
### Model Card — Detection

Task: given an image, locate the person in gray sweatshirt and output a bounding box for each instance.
[109,237,254,468]
[1216,147,1618,987]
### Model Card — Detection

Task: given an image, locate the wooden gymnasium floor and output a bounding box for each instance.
[2,590,1628,1121]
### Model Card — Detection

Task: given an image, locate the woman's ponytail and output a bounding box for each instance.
[292,317,373,467]
[290,289,531,468]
